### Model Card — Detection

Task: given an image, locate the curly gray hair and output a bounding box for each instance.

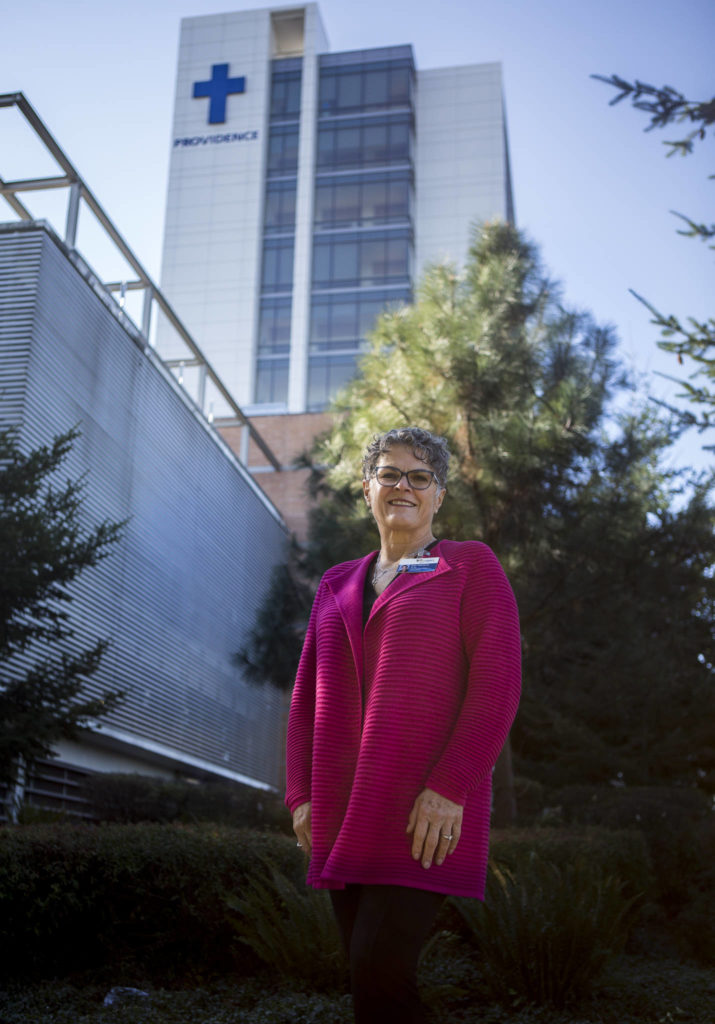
[361,427,450,488]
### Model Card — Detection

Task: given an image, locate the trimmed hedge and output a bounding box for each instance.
[0,823,302,981]
[80,772,292,834]
[0,822,653,984]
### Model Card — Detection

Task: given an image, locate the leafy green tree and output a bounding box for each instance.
[0,427,125,803]
[593,74,714,443]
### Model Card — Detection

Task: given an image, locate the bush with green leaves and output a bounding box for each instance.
[227,859,347,991]
[489,825,652,899]
[81,771,292,833]
[549,784,715,962]
[451,853,641,1007]
[0,823,301,981]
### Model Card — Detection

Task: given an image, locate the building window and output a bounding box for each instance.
[319,62,412,116]
[270,68,302,121]
[258,297,292,354]
[307,353,359,410]
[262,239,295,292]
[255,357,289,405]
[314,172,411,229]
[264,181,297,233]
[267,125,300,176]
[312,232,411,288]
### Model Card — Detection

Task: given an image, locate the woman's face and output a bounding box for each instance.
[362,445,444,538]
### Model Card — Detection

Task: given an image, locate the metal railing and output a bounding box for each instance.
[0,92,281,470]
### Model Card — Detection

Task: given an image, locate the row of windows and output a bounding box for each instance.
[313,231,411,288]
[269,119,411,178]
[319,62,412,116]
[255,351,367,410]
[266,171,412,236]
[315,172,411,230]
[310,288,410,352]
[317,116,411,171]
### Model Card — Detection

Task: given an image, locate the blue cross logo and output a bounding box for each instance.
[193,64,246,124]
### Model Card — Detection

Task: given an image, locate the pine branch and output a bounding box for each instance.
[591,74,715,155]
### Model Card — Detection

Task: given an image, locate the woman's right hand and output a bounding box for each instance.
[292,801,312,856]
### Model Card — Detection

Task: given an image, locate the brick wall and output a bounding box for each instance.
[219,411,332,542]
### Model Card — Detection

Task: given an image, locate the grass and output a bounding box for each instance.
[1,945,713,1023]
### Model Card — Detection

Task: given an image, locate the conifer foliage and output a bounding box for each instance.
[593,74,715,443]
[300,222,715,792]
[0,427,124,795]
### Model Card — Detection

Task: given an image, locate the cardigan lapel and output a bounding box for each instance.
[322,543,454,676]
[323,551,375,681]
[368,542,453,623]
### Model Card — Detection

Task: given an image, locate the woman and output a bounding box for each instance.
[286,427,521,1023]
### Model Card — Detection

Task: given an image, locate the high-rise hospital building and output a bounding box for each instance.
[158,3,514,420]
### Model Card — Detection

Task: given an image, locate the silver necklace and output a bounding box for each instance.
[371,544,431,587]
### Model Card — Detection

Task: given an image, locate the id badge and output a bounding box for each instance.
[396,556,440,574]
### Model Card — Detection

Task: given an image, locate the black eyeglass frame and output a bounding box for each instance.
[371,465,440,490]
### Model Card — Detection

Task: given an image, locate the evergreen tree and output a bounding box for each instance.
[243,222,714,803]
[304,222,714,793]
[0,427,125,798]
[235,556,313,692]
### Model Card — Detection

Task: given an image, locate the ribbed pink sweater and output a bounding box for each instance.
[285,539,521,899]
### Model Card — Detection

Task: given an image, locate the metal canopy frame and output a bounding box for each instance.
[0,91,281,471]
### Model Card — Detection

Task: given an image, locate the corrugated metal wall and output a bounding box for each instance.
[0,223,289,790]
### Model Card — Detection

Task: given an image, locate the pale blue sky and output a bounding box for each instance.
[2,0,713,471]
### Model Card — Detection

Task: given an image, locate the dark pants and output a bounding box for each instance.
[330,884,445,1024]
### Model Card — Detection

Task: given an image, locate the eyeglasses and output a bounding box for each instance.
[372,465,439,490]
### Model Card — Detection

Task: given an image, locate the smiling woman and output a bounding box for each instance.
[285,426,522,1024]
[362,437,445,592]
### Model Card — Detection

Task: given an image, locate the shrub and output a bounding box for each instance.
[512,776,545,824]
[489,825,653,900]
[81,772,292,833]
[0,823,301,981]
[550,784,715,962]
[431,825,652,940]
[227,860,347,991]
[451,854,641,1007]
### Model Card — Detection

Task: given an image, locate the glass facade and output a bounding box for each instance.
[255,59,302,406]
[308,49,415,409]
[318,58,412,115]
[314,171,411,229]
[316,115,412,170]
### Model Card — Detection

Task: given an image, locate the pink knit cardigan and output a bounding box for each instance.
[285,539,521,899]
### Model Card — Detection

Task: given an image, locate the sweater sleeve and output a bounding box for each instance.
[425,545,521,805]
[284,582,323,813]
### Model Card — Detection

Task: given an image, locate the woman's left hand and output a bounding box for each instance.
[406,788,463,869]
